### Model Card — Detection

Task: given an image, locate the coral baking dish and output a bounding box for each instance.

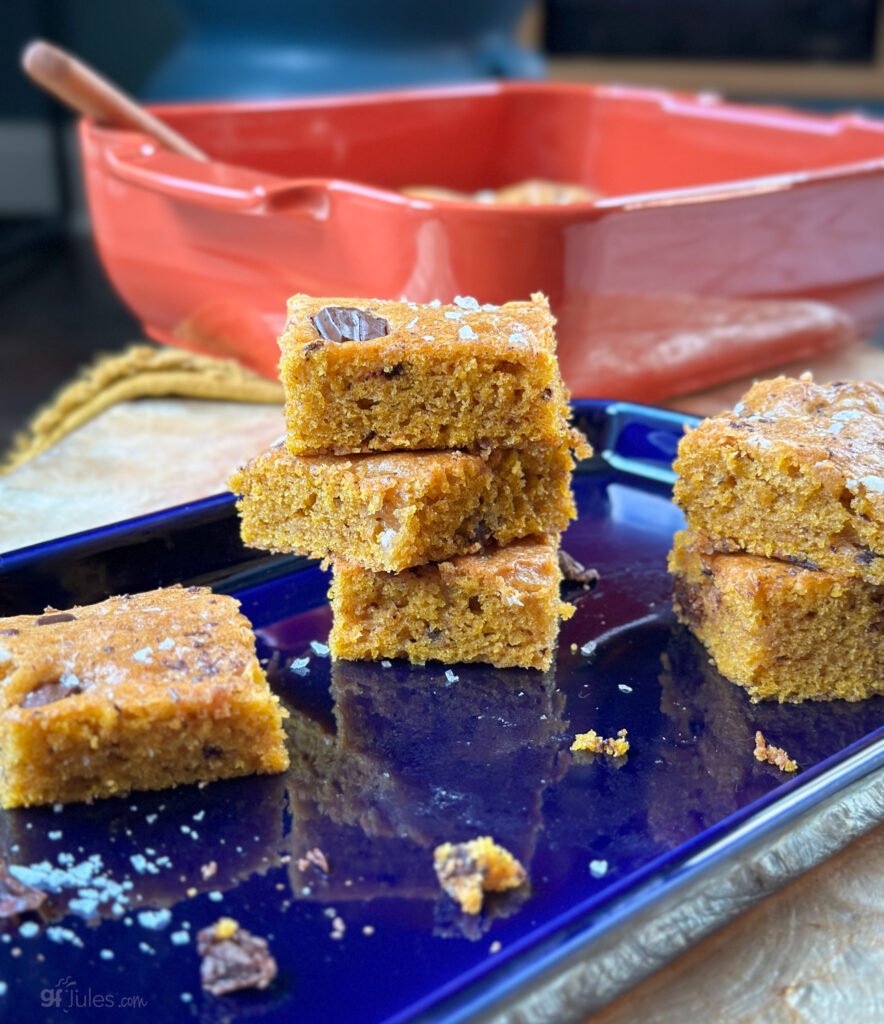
[79,82,884,401]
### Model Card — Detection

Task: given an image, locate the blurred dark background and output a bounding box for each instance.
[2,0,883,453]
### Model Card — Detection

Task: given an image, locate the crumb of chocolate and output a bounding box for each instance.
[754,731,798,773]
[197,918,277,996]
[200,861,217,881]
[0,859,46,917]
[571,728,629,757]
[558,551,600,588]
[433,837,527,915]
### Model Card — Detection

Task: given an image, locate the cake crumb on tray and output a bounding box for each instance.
[433,837,527,915]
[571,729,630,757]
[197,917,277,995]
[753,731,798,773]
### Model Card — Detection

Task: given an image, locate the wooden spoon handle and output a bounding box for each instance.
[21,39,209,162]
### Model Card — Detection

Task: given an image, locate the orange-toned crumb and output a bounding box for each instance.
[432,836,527,915]
[571,728,629,757]
[753,731,798,773]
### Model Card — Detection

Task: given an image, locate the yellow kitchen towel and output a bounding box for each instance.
[2,344,283,474]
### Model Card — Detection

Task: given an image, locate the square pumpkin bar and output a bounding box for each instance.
[230,441,579,572]
[673,375,884,584]
[0,586,289,808]
[278,293,581,455]
[328,535,573,670]
[669,529,884,703]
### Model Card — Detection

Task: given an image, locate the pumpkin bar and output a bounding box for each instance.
[230,441,579,572]
[669,529,884,703]
[328,535,573,670]
[673,375,884,584]
[0,586,289,808]
[279,293,581,455]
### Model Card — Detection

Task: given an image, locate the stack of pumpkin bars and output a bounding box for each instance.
[231,293,588,671]
[669,373,884,704]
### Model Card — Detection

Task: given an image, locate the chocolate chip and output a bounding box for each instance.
[302,339,323,355]
[21,674,84,708]
[0,629,19,636]
[203,745,223,759]
[558,551,600,588]
[0,858,46,917]
[381,363,404,378]
[197,922,277,996]
[34,612,77,626]
[312,306,389,343]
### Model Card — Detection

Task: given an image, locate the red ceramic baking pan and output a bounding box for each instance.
[79,81,884,401]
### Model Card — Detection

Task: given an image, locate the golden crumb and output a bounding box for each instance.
[754,731,798,772]
[213,917,239,941]
[571,728,629,757]
[433,836,527,915]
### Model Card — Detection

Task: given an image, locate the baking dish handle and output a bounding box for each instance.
[101,144,329,217]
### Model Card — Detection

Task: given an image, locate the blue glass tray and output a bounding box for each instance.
[0,400,882,1024]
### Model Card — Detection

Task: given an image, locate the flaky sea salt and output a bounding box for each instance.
[137,909,172,931]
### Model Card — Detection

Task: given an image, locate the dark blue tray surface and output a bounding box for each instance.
[0,400,881,1024]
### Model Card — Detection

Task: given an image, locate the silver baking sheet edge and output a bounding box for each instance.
[483,759,884,1024]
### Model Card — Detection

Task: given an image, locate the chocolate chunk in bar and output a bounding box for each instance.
[0,859,46,917]
[559,550,600,588]
[197,918,278,996]
[312,306,389,343]
[34,612,77,626]
[20,674,85,709]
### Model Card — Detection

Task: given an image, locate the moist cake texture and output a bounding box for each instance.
[279,293,578,455]
[673,375,884,584]
[669,529,884,703]
[0,585,289,808]
[230,442,578,572]
[328,535,573,670]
